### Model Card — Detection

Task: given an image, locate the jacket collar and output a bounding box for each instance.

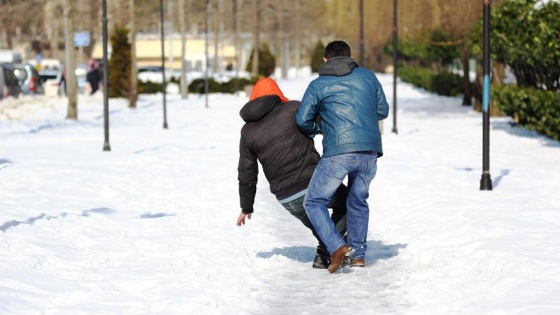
[318,56,359,77]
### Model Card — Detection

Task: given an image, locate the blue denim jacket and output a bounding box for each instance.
[296,57,389,158]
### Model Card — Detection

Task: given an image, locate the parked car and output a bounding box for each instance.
[0,49,23,64]
[37,58,62,82]
[13,63,45,95]
[138,65,163,73]
[0,63,22,100]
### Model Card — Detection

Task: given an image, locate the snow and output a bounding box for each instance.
[1,70,560,314]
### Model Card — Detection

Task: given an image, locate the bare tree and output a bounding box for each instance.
[0,0,44,52]
[179,0,189,99]
[130,0,138,108]
[251,0,260,75]
[64,0,78,120]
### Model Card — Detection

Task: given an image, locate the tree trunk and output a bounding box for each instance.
[490,61,504,117]
[179,0,188,99]
[294,0,301,77]
[212,0,220,73]
[279,1,288,79]
[129,0,138,108]
[252,0,260,76]
[168,0,174,76]
[64,0,78,120]
[233,0,241,90]
[461,43,472,106]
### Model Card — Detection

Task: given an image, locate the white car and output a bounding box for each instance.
[45,63,89,96]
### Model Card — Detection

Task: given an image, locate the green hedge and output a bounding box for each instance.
[493,84,560,141]
[137,80,163,94]
[138,76,258,95]
[399,66,463,97]
[188,78,222,94]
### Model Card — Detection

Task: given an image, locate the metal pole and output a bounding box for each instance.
[102,0,111,151]
[480,0,493,190]
[160,0,169,128]
[359,0,364,65]
[391,0,398,134]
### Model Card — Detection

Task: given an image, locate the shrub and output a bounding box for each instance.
[137,80,162,94]
[188,78,221,94]
[432,72,463,96]
[493,84,560,140]
[245,43,276,77]
[221,77,258,94]
[399,65,463,96]
[310,40,325,73]
[108,26,132,99]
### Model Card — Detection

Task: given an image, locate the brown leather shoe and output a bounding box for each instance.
[350,258,365,267]
[327,245,352,273]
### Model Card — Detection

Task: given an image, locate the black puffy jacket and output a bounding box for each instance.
[238,95,320,213]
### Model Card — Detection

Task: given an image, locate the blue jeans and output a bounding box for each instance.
[280,185,348,251]
[304,152,378,259]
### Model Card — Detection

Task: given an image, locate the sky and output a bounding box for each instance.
[1,69,560,315]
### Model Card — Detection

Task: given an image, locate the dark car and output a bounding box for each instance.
[138,65,163,73]
[0,63,22,100]
[13,63,45,95]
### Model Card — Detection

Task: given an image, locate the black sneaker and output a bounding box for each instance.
[312,247,330,269]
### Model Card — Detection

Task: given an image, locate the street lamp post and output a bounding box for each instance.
[480,0,493,190]
[392,0,398,134]
[102,0,111,151]
[160,0,169,129]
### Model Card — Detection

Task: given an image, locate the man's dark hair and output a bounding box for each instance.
[324,40,351,60]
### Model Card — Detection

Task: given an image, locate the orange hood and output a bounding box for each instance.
[249,78,289,102]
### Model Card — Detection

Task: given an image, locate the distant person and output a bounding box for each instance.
[56,65,66,96]
[237,77,348,269]
[296,40,389,273]
[86,59,100,94]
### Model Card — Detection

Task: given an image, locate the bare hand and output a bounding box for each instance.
[236,212,252,226]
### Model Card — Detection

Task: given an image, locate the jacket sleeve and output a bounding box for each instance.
[238,132,258,213]
[375,77,389,121]
[295,83,321,137]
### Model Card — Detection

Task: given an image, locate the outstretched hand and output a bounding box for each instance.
[236,212,252,226]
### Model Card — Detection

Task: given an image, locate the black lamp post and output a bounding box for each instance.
[102,0,111,151]
[391,0,398,134]
[480,0,493,190]
[160,0,169,129]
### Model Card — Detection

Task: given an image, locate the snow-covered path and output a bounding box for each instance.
[1,73,560,314]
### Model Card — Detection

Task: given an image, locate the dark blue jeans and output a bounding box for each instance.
[304,153,378,258]
[280,184,348,252]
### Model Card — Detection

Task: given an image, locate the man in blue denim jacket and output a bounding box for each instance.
[295,40,389,273]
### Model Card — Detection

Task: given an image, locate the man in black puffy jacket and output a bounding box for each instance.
[236,78,347,269]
